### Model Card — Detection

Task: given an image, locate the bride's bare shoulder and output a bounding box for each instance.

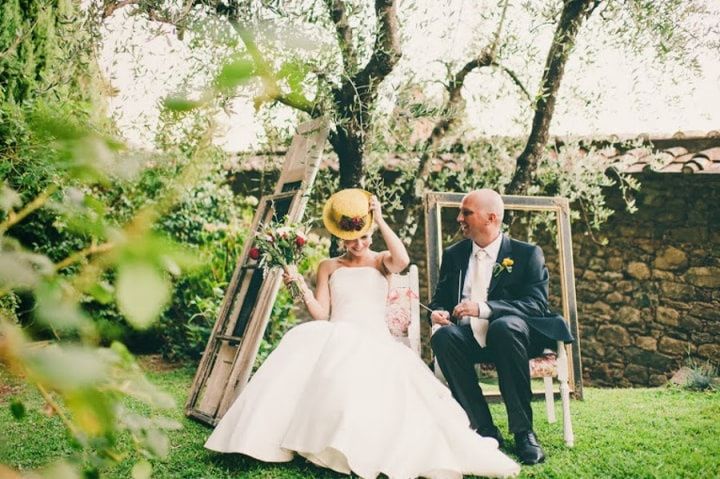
[317,258,341,278]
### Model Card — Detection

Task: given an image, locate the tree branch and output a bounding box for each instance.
[492,61,532,102]
[101,0,140,19]
[506,0,599,196]
[324,0,358,73]
[236,26,315,115]
[353,0,401,90]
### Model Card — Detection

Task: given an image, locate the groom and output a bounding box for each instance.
[429,189,573,465]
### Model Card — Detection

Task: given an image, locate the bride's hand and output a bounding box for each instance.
[282,265,301,286]
[369,195,383,224]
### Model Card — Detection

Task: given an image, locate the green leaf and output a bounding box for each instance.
[35,279,90,330]
[87,281,114,305]
[145,428,170,458]
[116,262,171,329]
[25,345,108,390]
[10,399,26,420]
[216,58,255,90]
[163,96,202,112]
[0,183,21,212]
[131,460,153,479]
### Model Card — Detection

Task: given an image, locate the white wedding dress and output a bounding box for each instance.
[205,267,520,479]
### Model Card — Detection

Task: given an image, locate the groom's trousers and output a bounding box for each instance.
[431,315,554,434]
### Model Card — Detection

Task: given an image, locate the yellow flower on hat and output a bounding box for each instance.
[322,189,373,240]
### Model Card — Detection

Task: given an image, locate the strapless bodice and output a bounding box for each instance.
[329,267,389,334]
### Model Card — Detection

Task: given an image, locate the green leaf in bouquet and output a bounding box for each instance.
[216,57,255,90]
[10,398,26,420]
[116,261,171,330]
[36,279,91,330]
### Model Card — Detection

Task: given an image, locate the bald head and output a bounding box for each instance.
[457,189,504,246]
[465,189,504,223]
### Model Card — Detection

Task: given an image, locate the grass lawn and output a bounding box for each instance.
[2,358,719,479]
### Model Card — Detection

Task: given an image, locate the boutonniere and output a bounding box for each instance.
[493,257,514,277]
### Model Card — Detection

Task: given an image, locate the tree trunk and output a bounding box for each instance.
[506,0,599,196]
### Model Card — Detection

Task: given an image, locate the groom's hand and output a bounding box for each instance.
[431,310,451,326]
[453,300,479,318]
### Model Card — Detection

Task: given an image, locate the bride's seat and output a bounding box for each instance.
[385,266,574,447]
[385,265,421,356]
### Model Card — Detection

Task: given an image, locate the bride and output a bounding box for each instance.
[205,189,520,479]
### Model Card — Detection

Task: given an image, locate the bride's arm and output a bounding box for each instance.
[285,260,332,321]
[371,196,410,274]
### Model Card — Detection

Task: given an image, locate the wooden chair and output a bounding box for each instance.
[385,266,574,447]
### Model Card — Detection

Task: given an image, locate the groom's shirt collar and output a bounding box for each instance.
[472,233,503,261]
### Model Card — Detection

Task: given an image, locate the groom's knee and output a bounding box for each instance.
[430,324,462,353]
[487,315,528,344]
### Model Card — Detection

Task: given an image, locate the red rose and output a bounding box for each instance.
[248,247,261,260]
[295,235,306,247]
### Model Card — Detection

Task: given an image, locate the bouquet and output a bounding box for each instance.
[248,222,308,298]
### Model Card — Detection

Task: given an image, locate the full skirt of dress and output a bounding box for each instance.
[204,319,520,479]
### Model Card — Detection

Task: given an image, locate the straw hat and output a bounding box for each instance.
[322,189,373,240]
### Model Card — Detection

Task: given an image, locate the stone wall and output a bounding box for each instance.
[567,174,720,387]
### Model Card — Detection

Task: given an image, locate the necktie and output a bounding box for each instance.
[470,250,490,347]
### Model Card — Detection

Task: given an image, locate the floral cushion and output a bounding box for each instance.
[385,286,414,338]
[477,350,558,378]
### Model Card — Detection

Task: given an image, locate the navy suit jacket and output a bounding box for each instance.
[428,234,574,343]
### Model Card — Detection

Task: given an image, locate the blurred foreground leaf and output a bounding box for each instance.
[163,96,202,112]
[217,57,255,90]
[131,460,152,479]
[116,262,171,329]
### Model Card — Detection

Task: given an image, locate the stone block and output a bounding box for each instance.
[624,364,649,384]
[678,315,703,332]
[626,347,674,370]
[582,339,605,358]
[656,306,680,327]
[582,269,598,281]
[697,344,720,362]
[597,325,631,346]
[653,246,688,270]
[602,272,624,281]
[652,270,675,280]
[636,336,657,351]
[688,302,720,321]
[606,292,624,304]
[618,306,644,326]
[607,257,624,271]
[649,374,668,386]
[588,258,605,271]
[616,281,635,293]
[637,240,658,254]
[660,281,695,300]
[686,267,720,289]
[658,337,691,356]
[627,262,651,280]
[590,301,614,318]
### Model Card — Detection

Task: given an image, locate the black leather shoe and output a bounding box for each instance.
[478,426,505,449]
[514,431,545,465]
